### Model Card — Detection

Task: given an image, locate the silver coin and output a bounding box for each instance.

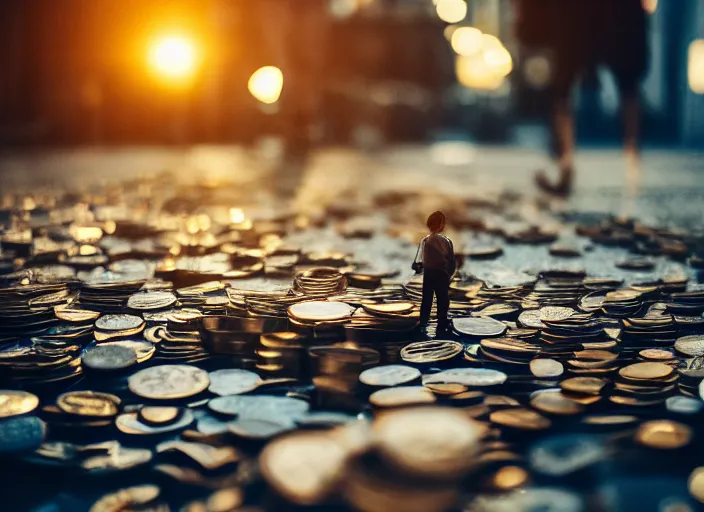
[95,314,144,332]
[675,335,704,357]
[423,368,507,387]
[208,395,309,419]
[359,365,421,387]
[127,291,177,311]
[82,344,137,371]
[128,365,209,400]
[666,396,703,415]
[452,317,507,337]
[208,369,262,396]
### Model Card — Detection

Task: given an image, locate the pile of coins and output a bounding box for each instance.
[0,178,703,511]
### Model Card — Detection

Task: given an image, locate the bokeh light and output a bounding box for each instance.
[642,0,658,14]
[689,40,704,94]
[248,66,284,105]
[148,35,199,82]
[455,55,505,91]
[451,27,483,56]
[483,45,513,77]
[523,55,552,89]
[435,0,467,24]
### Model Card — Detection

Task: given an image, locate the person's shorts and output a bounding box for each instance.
[518,0,649,98]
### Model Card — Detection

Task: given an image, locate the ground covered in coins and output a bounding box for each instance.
[0,145,703,511]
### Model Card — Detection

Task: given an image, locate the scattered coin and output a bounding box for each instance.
[0,390,39,418]
[530,359,564,378]
[369,386,437,408]
[359,365,421,387]
[56,391,120,418]
[128,365,209,400]
[90,485,160,512]
[82,344,137,371]
[490,409,551,431]
[94,314,144,332]
[208,369,263,396]
[139,406,182,426]
[400,340,463,364]
[635,420,692,449]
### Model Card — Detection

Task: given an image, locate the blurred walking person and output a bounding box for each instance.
[515,0,649,196]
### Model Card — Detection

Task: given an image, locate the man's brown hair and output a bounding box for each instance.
[427,211,445,232]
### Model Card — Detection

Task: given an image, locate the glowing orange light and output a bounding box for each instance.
[148,34,199,82]
[642,0,658,14]
[248,66,284,104]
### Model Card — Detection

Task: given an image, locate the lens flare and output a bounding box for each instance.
[248,66,284,104]
[148,35,199,81]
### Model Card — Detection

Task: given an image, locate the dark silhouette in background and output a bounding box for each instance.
[516,0,650,196]
[414,211,455,333]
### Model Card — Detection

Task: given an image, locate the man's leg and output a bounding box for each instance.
[434,272,450,331]
[419,273,435,326]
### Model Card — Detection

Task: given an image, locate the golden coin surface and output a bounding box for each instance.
[57,391,120,417]
[90,485,160,512]
[139,406,181,425]
[619,362,673,381]
[490,408,551,430]
[530,392,584,415]
[400,340,463,364]
[373,407,485,480]
[688,467,704,503]
[128,365,209,400]
[362,302,414,315]
[639,349,675,361]
[0,390,39,418]
[489,465,529,491]
[206,488,244,512]
[287,301,355,322]
[369,386,436,408]
[635,420,692,449]
[54,306,101,323]
[560,377,607,395]
[424,383,468,395]
[583,415,639,426]
[259,432,347,506]
[359,365,421,387]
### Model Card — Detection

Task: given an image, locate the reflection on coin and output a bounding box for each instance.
[369,386,436,408]
[359,365,421,387]
[560,377,607,396]
[582,415,638,426]
[57,391,120,418]
[208,395,310,420]
[635,420,692,449]
[424,368,507,387]
[208,369,262,396]
[128,365,209,400]
[95,314,144,331]
[260,432,347,506]
[0,390,39,418]
[530,359,564,378]
[373,407,485,479]
[90,485,160,512]
[487,466,528,491]
[82,344,137,371]
[490,409,551,431]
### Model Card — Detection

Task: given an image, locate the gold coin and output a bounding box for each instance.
[206,489,244,512]
[639,349,675,361]
[57,391,120,418]
[490,408,551,430]
[128,365,209,400]
[635,420,692,449]
[488,465,529,491]
[688,467,704,503]
[583,415,639,426]
[530,392,584,416]
[560,377,607,396]
[0,390,39,418]
[373,406,486,479]
[259,432,347,506]
[424,383,468,395]
[139,406,181,426]
[369,386,436,408]
[90,485,160,512]
[619,362,673,381]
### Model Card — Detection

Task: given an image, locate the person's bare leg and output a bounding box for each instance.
[537,96,575,195]
[621,92,642,215]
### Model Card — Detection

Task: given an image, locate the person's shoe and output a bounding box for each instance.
[535,168,573,197]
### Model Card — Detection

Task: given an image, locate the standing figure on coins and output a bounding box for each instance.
[413,211,456,333]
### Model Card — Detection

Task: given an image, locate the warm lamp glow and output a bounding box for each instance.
[451,27,483,56]
[248,66,284,104]
[436,0,467,24]
[148,35,199,82]
[689,40,704,94]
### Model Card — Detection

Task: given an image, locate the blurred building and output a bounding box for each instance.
[0,0,702,147]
